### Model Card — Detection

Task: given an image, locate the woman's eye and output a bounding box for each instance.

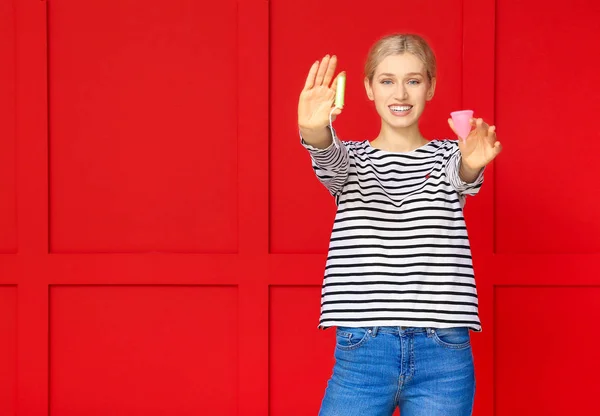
[381,79,393,85]
[408,79,421,85]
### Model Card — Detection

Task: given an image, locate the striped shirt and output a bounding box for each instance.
[301,127,485,332]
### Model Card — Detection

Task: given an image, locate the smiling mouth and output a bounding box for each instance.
[389,105,413,114]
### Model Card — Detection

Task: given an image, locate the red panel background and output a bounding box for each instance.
[0,286,17,416]
[0,0,17,253]
[1,0,599,415]
[494,0,600,254]
[50,286,238,415]
[48,0,238,253]
[495,286,600,415]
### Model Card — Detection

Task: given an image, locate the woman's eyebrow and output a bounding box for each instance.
[378,72,424,78]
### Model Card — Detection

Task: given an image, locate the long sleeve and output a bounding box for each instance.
[300,126,350,196]
[445,144,485,200]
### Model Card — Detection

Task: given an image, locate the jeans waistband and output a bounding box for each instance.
[368,326,434,336]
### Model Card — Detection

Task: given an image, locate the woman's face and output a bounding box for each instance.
[364,53,436,130]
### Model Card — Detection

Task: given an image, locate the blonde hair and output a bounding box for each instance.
[364,33,437,84]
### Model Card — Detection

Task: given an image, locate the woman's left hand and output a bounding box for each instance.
[447,117,503,171]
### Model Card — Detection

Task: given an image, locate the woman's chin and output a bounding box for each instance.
[384,117,419,130]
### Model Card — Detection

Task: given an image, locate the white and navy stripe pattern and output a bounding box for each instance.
[301,128,485,331]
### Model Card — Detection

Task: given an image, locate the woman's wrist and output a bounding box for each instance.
[459,159,483,183]
[299,125,333,149]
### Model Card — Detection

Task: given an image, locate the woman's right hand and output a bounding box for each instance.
[298,55,345,133]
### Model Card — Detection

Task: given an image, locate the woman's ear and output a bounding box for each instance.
[426,77,437,101]
[364,77,374,101]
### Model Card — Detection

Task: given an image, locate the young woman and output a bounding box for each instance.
[297,33,502,416]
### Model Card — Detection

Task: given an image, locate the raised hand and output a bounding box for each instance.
[298,55,345,133]
[448,117,503,171]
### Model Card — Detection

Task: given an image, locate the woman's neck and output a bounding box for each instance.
[370,122,428,152]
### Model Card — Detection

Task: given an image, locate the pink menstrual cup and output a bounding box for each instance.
[450,110,474,140]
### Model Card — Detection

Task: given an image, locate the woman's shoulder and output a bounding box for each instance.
[431,137,459,148]
[430,138,462,155]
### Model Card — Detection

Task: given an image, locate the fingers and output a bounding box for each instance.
[315,55,332,87]
[494,140,503,156]
[484,123,502,157]
[303,60,320,91]
[322,55,337,87]
[486,125,497,145]
[449,117,502,153]
[469,118,503,158]
[470,117,490,132]
[304,55,339,93]
[470,117,494,137]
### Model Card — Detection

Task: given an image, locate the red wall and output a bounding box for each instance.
[1,0,599,415]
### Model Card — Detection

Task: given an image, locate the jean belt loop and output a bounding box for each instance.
[370,326,379,337]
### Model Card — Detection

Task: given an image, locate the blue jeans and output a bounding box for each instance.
[319,326,475,416]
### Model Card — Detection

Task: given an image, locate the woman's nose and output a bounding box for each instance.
[395,85,408,100]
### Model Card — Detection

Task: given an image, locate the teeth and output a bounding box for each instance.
[390,105,412,112]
